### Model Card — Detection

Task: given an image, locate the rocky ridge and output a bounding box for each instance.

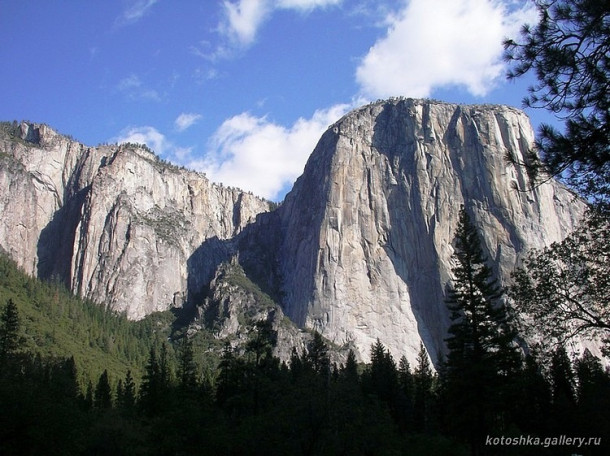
[0,99,586,363]
[0,122,270,320]
[276,98,584,363]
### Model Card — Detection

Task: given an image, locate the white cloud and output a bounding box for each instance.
[356,0,537,99]
[277,0,342,12]
[188,103,350,200]
[115,0,159,26]
[173,146,194,161]
[217,0,342,51]
[174,113,202,132]
[113,126,169,155]
[116,74,161,102]
[117,74,142,91]
[220,0,272,47]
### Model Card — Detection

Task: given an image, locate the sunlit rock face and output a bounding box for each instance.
[276,98,584,364]
[0,99,585,363]
[0,122,270,319]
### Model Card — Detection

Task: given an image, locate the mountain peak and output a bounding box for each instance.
[277,99,584,363]
[0,100,585,362]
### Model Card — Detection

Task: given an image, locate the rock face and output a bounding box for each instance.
[0,122,270,319]
[0,99,586,363]
[276,98,584,364]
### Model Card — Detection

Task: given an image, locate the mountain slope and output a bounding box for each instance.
[0,99,586,363]
[276,98,584,363]
[0,122,270,319]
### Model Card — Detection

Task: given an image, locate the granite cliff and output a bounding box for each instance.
[0,122,270,320]
[276,98,583,363]
[0,99,585,363]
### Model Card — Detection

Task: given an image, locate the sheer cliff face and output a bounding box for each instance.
[0,99,585,363]
[0,123,270,319]
[278,99,584,363]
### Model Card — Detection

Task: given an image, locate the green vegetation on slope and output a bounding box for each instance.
[0,254,174,385]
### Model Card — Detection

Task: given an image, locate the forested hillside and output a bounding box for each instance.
[1,230,609,455]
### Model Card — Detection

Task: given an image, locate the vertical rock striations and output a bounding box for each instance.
[0,122,270,319]
[0,99,586,363]
[277,98,584,364]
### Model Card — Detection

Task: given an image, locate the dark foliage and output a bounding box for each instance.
[442,207,522,455]
[510,209,610,354]
[504,0,610,204]
[0,245,608,454]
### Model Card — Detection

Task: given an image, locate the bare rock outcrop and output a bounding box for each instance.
[0,122,270,319]
[277,98,584,363]
[0,99,587,363]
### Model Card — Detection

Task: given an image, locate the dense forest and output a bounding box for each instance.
[1,207,609,455]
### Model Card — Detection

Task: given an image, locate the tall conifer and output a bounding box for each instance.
[443,206,521,454]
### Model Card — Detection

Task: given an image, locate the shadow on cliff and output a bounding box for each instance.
[371,101,449,366]
[37,186,90,287]
[185,210,283,317]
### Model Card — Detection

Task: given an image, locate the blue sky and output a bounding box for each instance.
[1,0,550,201]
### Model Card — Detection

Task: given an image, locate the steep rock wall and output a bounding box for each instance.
[0,123,270,319]
[277,98,584,363]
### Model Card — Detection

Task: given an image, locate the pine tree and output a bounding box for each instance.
[55,356,80,400]
[367,339,398,405]
[116,379,124,407]
[509,353,552,436]
[548,347,577,433]
[306,332,330,376]
[122,369,136,411]
[413,342,434,433]
[84,380,94,410]
[94,369,112,409]
[140,346,161,415]
[397,355,414,430]
[246,319,277,367]
[341,349,359,383]
[178,337,198,391]
[216,343,239,407]
[443,207,521,453]
[574,350,610,438]
[398,356,413,395]
[0,299,20,361]
[504,0,610,204]
[158,342,172,389]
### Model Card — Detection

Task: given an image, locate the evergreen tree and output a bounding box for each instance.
[140,346,161,415]
[216,343,241,408]
[341,349,359,384]
[548,347,577,433]
[115,379,124,407]
[54,356,80,401]
[94,369,112,409]
[0,299,20,361]
[443,207,521,454]
[510,353,552,436]
[574,350,610,439]
[289,346,304,381]
[121,369,136,412]
[246,319,277,367]
[306,332,330,376]
[504,0,610,204]
[84,380,94,410]
[178,337,198,391]
[413,342,434,433]
[367,339,398,405]
[398,355,413,395]
[397,355,414,430]
[158,342,172,390]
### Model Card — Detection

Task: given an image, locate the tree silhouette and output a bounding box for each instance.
[504,0,610,203]
[443,207,521,454]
